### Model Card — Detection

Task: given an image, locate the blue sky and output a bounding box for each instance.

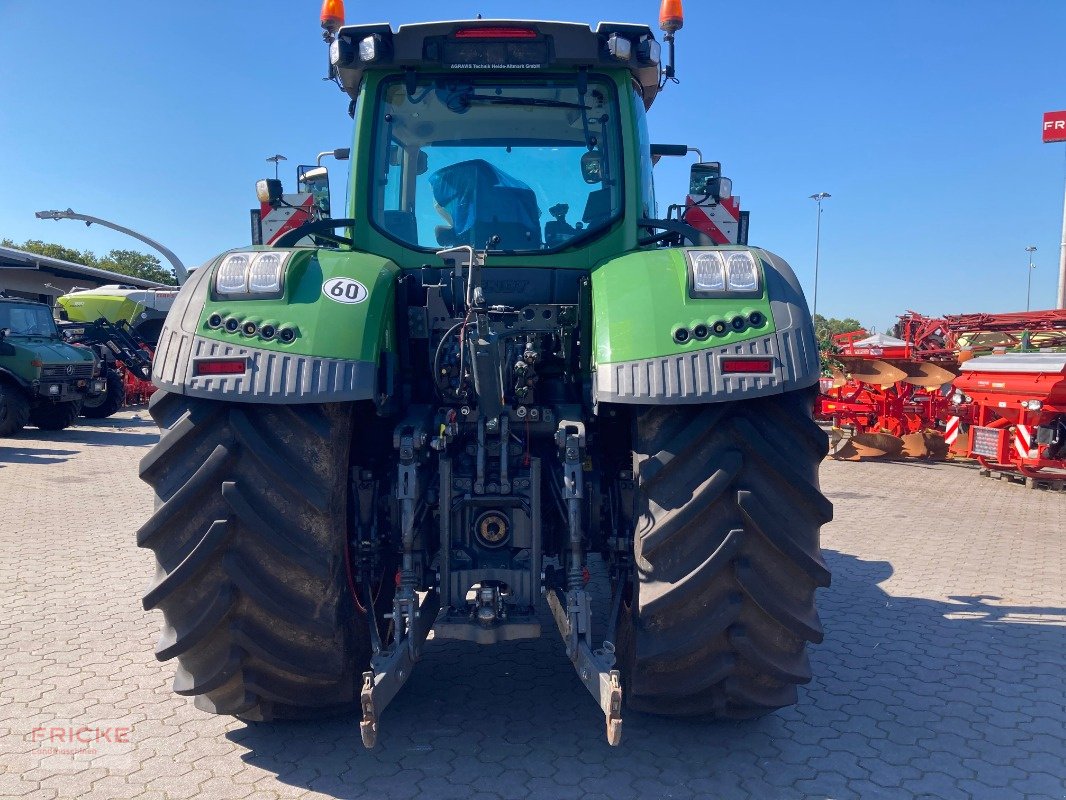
[1,1,1064,329]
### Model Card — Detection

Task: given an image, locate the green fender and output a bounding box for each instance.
[152,247,399,404]
[591,246,820,404]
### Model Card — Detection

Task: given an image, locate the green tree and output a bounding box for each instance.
[813,315,866,377]
[99,249,176,285]
[813,314,865,338]
[2,238,99,268]
[1,238,176,285]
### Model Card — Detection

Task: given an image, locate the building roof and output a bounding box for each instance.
[0,244,166,289]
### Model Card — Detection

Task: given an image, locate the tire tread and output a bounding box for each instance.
[622,387,832,718]
[138,390,368,719]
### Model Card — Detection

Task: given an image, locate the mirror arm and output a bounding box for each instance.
[316,148,351,166]
[650,144,703,162]
[274,218,358,249]
[638,217,704,245]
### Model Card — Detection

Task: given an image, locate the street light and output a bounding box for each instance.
[809,192,831,325]
[1025,245,1037,311]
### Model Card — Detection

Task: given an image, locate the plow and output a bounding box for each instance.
[818,320,960,459]
[55,285,174,416]
[817,310,1066,482]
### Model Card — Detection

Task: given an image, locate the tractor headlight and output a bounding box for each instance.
[216,253,251,294]
[686,250,762,298]
[607,34,633,61]
[690,251,725,292]
[725,252,759,291]
[359,34,379,62]
[214,251,291,297]
[638,37,661,65]
[248,252,285,294]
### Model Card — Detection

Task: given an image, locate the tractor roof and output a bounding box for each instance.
[333,19,663,109]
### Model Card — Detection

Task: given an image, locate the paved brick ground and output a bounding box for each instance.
[1,409,1063,799]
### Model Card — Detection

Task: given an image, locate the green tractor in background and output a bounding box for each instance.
[138,2,832,747]
[54,285,175,417]
[0,296,103,435]
[55,285,177,348]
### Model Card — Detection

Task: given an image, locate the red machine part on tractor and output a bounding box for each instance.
[120,351,156,405]
[57,318,156,416]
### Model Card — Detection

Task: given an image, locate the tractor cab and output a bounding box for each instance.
[330,19,665,265]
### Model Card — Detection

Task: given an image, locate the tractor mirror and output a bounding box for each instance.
[416,151,429,176]
[580,150,604,184]
[298,165,331,218]
[689,161,726,201]
[256,178,284,206]
[0,327,9,340]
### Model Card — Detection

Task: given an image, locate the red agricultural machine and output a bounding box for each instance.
[817,316,959,458]
[955,352,1066,486]
[818,309,1066,480]
[818,326,957,437]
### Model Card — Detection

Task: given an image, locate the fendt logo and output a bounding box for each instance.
[1042,110,1066,143]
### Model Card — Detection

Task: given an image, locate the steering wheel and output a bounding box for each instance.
[274,218,358,249]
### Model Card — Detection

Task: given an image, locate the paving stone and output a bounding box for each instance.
[1,414,1063,798]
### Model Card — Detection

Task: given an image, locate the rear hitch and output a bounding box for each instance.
[359,590,440,748]
[546,588,623,746]
[548,418,623,746]
[360,416,439,749]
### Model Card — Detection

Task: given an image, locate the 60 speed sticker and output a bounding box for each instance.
[322,277,368,304]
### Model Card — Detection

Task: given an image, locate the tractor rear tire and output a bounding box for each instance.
[29,400,82,431]
[0,379,30,436]
[137,390,372,721]
[82,369,125,419]
[618,386,833,718]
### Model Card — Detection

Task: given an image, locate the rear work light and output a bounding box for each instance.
[721,358,774,375]
[454,27,538,39]
[194,359,248,376]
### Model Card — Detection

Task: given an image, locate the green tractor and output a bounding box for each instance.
[54,286,175,418]
[0,297,103,435]
[138,3,831,747]
[55,284,177,347]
